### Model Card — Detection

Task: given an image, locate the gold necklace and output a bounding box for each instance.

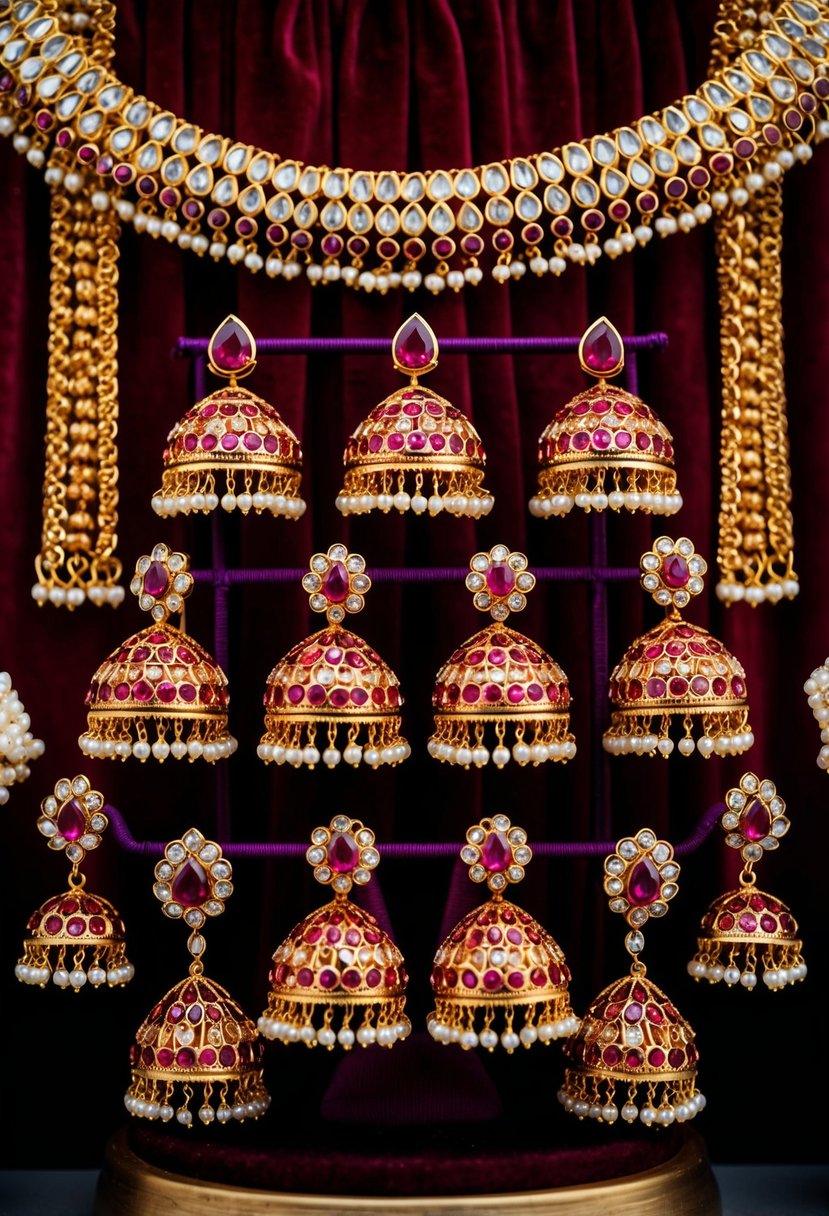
[0,0,823,604]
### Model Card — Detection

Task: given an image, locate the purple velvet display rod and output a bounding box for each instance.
[176,334,668,357]
[105,799,724,860]
[192,564,639,585]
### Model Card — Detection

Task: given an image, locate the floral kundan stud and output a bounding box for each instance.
[80,542,236,763]
[603,536,752,758]
[428,545,575,768]
[428,815,577,1052]
[153,315,305,519]
[125,827,270,1127]
[259,815,410,1050]
[16,775,133,991]
[688,773,806,992]
[337,314,493,518]
[529,317,682,518]
[259,544,409,769]
[560,829,704,1128]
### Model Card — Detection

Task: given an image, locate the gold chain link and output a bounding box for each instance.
[32,0,122,607]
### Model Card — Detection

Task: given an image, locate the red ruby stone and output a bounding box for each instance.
[481,831,511,872]
[662,555,690,588]
[741,798,771,842]
[393,315,436,370]
[581,319,623,374]
[627,857,661,906]
[485,562,515,598]
[321,561,350,603]
[328,832,359,873]
[143,561,169,598]
[170,857,210,907]
[56,798,86,842]
[211,318,253,372]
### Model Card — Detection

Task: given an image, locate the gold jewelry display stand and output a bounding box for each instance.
[95,1127,720,1216]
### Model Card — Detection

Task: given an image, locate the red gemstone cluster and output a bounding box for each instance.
[688,774,806,992]
[428,816,577,1052]
[126,827,270,1127]
[338,315,493,518]
[80,544,237,764]
[560,829,704,1127]
[604,536,752,758]
[259,545,410,770]
[153,316,305,520]
[259,816,410,1050]
[429,546,576,768]
[16,775,133,991]
[530,319,682,518]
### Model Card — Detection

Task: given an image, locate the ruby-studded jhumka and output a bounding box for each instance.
[529,318,682,518]
[429,546,575,768]
[16,775,133,991]
[125,827,270,1127]
[259,815,410,1050]
[428,815,577,1052]
[152,315,305,520]
[80,543,236,763]
[561,829,705,1128]
[258,544,409,769]
[337,315,493,518]
[688,773,806,992]
[603,536,753,758]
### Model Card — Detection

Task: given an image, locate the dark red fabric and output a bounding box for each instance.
[0,0,825,1172]
[127,1119,684,1196]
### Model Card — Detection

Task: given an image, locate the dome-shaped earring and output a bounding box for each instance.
[336,314,493,518]
[428,814,578,1052]
[258,544,409,770]
[428,545,575,768]
[688,773,806,992]
[259,814,410,1050]
[80,543,236,763]
[153,315,305,520]
[529,318,682,518]
[16,775,133,991]
[603,536,752,759]
[125,827,270,1127]
[560,829,704,1128]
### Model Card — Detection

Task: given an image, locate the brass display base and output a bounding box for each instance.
[95,1127,721,1216]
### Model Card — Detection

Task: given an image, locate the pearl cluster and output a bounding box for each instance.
[124,1091,271,1125]
[716,576,800,604]
[0,671,45,804]
[529,491,683,517]
[79,732,238,762]
[15,960,135,988]
[602,730,754,757]
[427,738,576,767]
[803,660,829,770]
[686,958,807,988]
[31,581,125,608]
[152,491,306,518]
[427,1014,578,1052]
[257,1015,411,1049]
[558,1086,706,1126]
[257,740,411,768]
[336,491,494,517]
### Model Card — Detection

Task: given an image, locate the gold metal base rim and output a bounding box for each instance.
[95,1127,721,1215]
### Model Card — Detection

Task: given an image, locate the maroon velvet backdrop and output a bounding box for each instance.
[1,0,826,1174]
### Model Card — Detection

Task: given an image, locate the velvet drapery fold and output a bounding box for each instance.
[0,0,825,1168]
